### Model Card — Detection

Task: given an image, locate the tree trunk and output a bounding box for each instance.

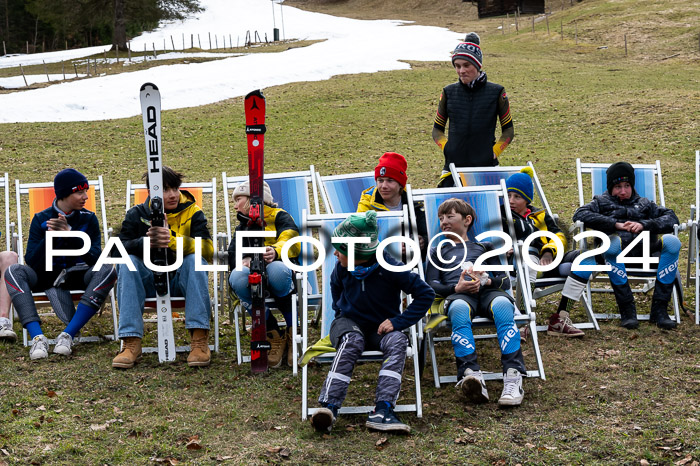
[112,0,126,50]
[2,0,9,44]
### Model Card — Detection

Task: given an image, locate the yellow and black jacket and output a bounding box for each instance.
[228,206,300,270]
[118,190,214,264]
[502,204,566,257]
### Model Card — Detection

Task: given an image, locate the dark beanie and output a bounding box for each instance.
[451,32,482,70]
[54,168,89,199]
[606,162,635,194]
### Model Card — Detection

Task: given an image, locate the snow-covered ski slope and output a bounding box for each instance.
[0,0,460,123]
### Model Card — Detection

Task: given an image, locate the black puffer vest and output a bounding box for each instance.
[443,79,503,170]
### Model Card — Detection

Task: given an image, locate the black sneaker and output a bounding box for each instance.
[365,405,410,433]
[311,406,337,433]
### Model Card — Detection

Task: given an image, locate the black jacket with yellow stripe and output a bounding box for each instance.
[501,204,566,257]
[117,190,214,264]
[228,206,300,270]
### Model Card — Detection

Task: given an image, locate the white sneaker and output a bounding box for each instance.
[29,335,49,360]
[53,332,73,356]
[0,319,17,343]
[455,368,489,403]
[498,368,524,406]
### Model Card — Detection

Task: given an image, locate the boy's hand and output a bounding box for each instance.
[147,226,171,248]
[263,246,277,263]
[377,319,394,335]
[540,250,554,266]
[47,213,69,231]
[455,268,480,294]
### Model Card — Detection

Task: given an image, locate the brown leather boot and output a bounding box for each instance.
[187,329,211,367]
[112,337,142,369]
[267,329,286,369]
[286,329,295,367]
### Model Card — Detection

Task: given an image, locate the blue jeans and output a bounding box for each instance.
[116,254,211,338]
[228,261,294,307]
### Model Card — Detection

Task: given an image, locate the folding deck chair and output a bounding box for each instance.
[409,182,546,388]
[313,171,376,214]
[687,150,700,325]
[123,179,220,354]
[449,162,598,331]
[222,167,320,374]
[575,159,682,323]
[299,208,424,419]
[1,173,16,326]
[14,176,118,346]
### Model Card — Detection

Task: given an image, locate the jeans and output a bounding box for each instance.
[116,254,211,338]
[228,261,294,307]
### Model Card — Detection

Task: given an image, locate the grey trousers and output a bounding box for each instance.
[318,317,408,408]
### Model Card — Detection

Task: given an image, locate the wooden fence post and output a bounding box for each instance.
[73,63,78,78]
[62,61,65,80]
[20,64,28,87]
[43,60,50,82]
[171,35,175,50]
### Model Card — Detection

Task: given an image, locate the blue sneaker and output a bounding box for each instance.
[311,404,338,433]
[365,404,410,433]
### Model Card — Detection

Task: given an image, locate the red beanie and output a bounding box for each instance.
[374,152,408,188]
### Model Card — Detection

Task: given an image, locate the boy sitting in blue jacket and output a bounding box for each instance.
[311,210,434,434]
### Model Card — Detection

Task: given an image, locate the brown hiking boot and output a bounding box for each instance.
[267,329,286,368]
[547,311,585,338]
[187,329,211,367]
[112,337,142,369]
[286,329,295,367]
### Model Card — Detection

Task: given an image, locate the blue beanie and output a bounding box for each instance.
[54,168,89,200]
[506,167,534,204]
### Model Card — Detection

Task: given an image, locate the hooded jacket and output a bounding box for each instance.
[227,206,300,269]
[573,190,678,251]
[117,190,213,264]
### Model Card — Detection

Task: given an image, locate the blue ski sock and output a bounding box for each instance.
[604,235,628,286]
[63,303,98,337]
[657,234,681,285]
[375,400,391,411]
[26,321,43,339]
[490,296,520,355]
[447,300,476,358]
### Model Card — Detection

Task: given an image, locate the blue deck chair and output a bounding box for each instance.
[688,150,700,325]
[299,208,424,420]
[576,159,682,323]
[409,183,546,388]
[314,171,376,214]
[222,168,320,374]
[450,162,598,331]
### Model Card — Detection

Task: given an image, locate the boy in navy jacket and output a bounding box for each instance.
[311,210,434,434]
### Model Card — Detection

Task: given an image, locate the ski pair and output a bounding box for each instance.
[139,84,270,372]
[139,83,175,363]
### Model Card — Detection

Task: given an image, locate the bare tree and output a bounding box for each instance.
[112,0,126,50]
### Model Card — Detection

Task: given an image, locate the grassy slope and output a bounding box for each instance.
[0,0,699,464]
